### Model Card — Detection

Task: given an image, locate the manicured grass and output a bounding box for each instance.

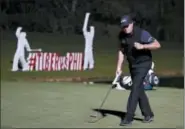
[1,81,184,128]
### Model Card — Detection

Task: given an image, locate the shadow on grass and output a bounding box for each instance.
[92,108,143,121]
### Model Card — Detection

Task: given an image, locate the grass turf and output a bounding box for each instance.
[1,31,184,81]
[1,81,184,128]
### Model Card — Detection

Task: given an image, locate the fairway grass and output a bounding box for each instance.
[1,81,184,128]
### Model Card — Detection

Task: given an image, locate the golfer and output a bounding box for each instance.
[116,15,161,126]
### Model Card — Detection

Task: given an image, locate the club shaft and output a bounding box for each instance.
[98,86,112,109]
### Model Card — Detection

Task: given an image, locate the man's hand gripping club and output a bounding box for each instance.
[112,50,124,88]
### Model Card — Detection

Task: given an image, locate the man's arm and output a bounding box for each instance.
[15,27,22,38]
[82,12,90,35]
[134,30,161,50]
[24,39,31,51]
[116,50,124,74]
[143,39,161,50]
[142,30,161,50]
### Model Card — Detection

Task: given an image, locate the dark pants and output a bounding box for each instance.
[125,64,154,120]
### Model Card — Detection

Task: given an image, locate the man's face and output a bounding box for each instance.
[122,22,133,34]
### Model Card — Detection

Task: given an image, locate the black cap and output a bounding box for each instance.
[120,15,133,28]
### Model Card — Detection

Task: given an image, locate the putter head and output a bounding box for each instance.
[88,111,105,123]
[90,113,98,118]
[90,110,106,118]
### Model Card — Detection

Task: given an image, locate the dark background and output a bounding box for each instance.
[0,0,184,84]
[0,0,184,42]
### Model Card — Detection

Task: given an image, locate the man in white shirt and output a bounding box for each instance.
[12,27,31,71]
[82,12,95,70]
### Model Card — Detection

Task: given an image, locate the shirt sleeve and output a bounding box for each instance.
[141,30,155,44]
[118,32,125,52]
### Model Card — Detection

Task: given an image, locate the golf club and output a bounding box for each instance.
[88,85,113,123]
[28,48,42,52]
[88,73,121,123]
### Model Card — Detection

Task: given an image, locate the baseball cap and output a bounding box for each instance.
[120,15,133,28]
